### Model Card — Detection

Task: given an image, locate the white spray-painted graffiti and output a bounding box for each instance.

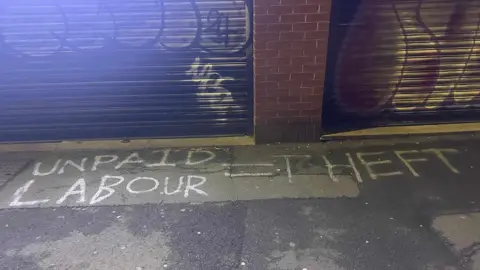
[186,57,235,104]
[7,147,462,208]
[322,148,460,183]
[10,149,217,207]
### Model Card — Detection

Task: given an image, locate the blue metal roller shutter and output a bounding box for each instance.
[0,0,253,142]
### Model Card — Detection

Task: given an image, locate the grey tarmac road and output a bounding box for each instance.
[1,134,480,270]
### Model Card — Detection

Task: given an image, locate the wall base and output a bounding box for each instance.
[255,122,322,144]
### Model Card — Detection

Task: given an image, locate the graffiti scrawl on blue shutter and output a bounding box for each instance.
[0,0,253,141]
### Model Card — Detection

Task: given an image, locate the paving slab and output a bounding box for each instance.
[433,213,480,270]
[0,146,360,209]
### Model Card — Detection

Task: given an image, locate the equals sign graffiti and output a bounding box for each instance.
[222,163,275,177]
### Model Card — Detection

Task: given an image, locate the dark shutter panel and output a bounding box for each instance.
[324,0,480,130]
[0,0,252,142]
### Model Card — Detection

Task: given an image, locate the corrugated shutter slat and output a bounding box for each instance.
[0,0,252,142]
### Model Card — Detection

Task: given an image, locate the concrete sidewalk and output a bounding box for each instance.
[1,134,480,269]
[0,134,476,209]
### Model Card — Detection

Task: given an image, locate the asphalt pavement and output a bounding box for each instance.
[1,134,480,270]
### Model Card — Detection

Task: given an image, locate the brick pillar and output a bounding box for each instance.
[253,0,331,143]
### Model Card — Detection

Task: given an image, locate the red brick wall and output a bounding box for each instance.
[253,0,331,142]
